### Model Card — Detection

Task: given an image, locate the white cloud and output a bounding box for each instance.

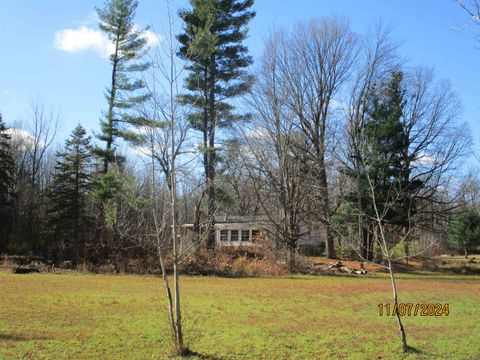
[4,128,37,150]
[83,11,99,26]
[144,29,162,46]
[414,151,437,166]
[54,18,162,58]
[131,145,151,158]
[55,26,114,58]
[330,99,346,111]
[5,128,34,141]
[248,127,270,140]
[131,24,162,47]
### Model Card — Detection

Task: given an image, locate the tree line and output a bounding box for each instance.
[0,0,478,268]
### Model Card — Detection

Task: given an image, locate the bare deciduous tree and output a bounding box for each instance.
[12,99,59,250]
[363,169,411,353]
[241,32,311,271]
[133,3,208,354]
[274,18,359,258]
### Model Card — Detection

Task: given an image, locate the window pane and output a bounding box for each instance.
[230,230,239,241]
[220,230,228,242]
[241,230,250,242]
[252,230,260,240]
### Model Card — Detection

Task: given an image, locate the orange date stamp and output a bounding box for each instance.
[377,303,449,317]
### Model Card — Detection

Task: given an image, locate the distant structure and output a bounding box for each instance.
[182,215,325,255]
[182,215,271,247]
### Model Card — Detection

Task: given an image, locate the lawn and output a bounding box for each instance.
[0,272,478,359]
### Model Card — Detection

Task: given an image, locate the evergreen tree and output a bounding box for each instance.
[0,113,16,251]
[366,72,424,231]
[95,0,151,173]
[364,71,408,224]
[0,113,15,203]
[448,209,480,258]
[46,125,93,262]
[178,0,255,248]
[343,72,418,259]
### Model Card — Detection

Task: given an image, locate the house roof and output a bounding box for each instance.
[215,215,271,224]
[182,215,272,228]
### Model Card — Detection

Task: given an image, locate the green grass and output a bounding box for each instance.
[0,272,478,359]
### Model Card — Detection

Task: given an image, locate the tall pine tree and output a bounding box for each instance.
[365,72,423,229]
[0,113,16,251]
[95,0,151,173]
[364,71,407,223]
[46,125,93,262]
[343,72,414,260]
[178,0,255,248]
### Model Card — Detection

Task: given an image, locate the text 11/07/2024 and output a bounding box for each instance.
[378,303,449,317]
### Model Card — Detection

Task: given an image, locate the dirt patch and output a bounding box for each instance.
[306,257,385,273]
[0,332,56,342]
[305,255,480,276]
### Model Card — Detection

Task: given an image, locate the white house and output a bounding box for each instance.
[182,215,271,246]
[182,215,325,255]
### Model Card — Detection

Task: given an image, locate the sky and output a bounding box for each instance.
[0,0,479,159]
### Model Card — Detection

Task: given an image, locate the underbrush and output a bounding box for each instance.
[181,247,289,277]
[0,246,290,277]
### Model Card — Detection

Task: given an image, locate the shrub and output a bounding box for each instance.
[335,244,358,260]
[448,209,480,258]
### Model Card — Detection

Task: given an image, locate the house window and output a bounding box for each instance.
[241,230,250,242]
[220,230,228,242]
[251,230,260,240]
[230,230,239,242]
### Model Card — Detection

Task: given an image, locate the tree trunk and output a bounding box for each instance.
[464,246,468,259]
[173,258,184,354]
[158,246,176,341]
[206,59,217,250]
[325,228,335,259]
[287,245,296,272]
[103,35,120,174]
[367,232,374,261]
[403,242,409,265]
[318,154,335,259]
[360,224,368,260]
[357,159,368,261]
[387,258,408,353]
[206,166,216,250]
[170,170,184,354]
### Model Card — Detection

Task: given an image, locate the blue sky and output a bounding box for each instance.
[0,0,478,155]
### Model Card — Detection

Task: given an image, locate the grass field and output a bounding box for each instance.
[0,272,479,359]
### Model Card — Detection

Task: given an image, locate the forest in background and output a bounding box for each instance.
[0,0,479,275]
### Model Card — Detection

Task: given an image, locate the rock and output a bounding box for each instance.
[339,266,355,274]
[327,261,343,269]
[8,255,46,266]
[354,269,368,275]
[304,259,368,275]
[12,265,40,274]
[59,260,74,269]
